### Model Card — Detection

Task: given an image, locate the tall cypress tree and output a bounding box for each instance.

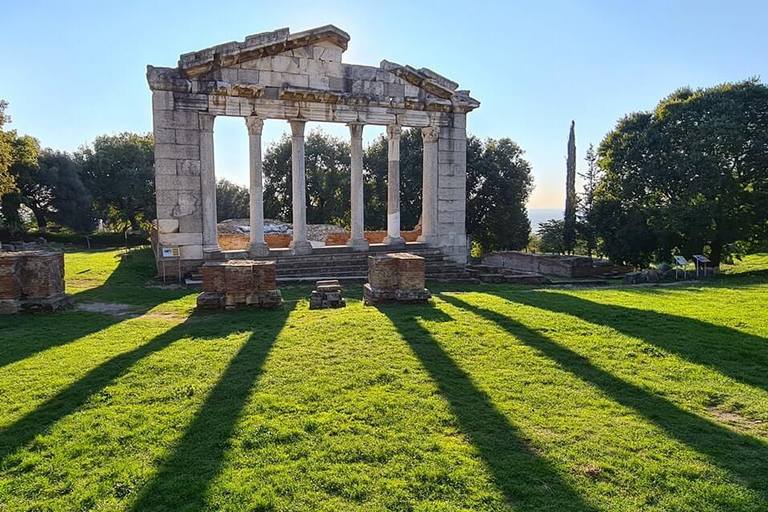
[563,120,577,254]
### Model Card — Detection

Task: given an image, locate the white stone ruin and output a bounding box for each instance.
[147,25,479,273]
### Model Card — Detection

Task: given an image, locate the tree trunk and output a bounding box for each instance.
[709,243,723,267]
[128,213,139,231]
[33,208,48,233]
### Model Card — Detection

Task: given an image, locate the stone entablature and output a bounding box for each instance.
[147,25,479,273]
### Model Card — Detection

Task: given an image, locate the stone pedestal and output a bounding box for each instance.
[363,253,431,305]
[0,251,71,314]
[309,279,346,309]
[197,260,282,310]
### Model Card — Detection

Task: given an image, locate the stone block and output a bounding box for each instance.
[271,55,301,73]
[155,158,177,175]
[154,128,176,144]
[178,213,203,233]
[152,91,174,111]
[175,129,200,145]
[309,75,330,89]
[153,110,199,130]
[156,175,201,191]
[368,255,400,290]
[179,244,203,261]
[155,143,200,160]
[282,73,309,88]
[156,190,179,205]
[177,160,201,176]
[198,260,281,310]
[157,219,179,234]
[240,58,273,71]
[314,46,342,62]
[0,251,71,314]
[159,232,203,246]
[260,71,283,87]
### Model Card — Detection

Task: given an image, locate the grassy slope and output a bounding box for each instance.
[0,250,766,511]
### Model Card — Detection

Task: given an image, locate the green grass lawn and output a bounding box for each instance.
[1,249,767,511]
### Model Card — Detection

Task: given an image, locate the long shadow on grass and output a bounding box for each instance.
[380,304,598,511]
[129,305,292,512]
[0,249,190,370]
[0,312,216,465]
[443,294,768,505]
[489,289,768,395]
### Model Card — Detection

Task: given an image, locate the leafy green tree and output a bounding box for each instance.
[216,178,249,220]
[364,128,424,230]
[578,143,601,257]
[0,100,16,197]
[0,133,40,233]
[77,132,155,230]
[467,136,533,252]
[595,79,768,266]
[563,121,577,253]
[35,150,94,232]
[263,129,352,226]
[537,219,566,254]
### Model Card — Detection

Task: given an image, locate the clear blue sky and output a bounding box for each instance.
[2,0,766,209]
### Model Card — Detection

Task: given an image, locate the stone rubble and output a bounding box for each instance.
[309,279,346,309]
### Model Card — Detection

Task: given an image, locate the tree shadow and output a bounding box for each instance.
[442,294,768,505]
[379,303,598,511]
[0,307,266,466]
[129,304,293,512]
[487,289,768,395]
[0,250,191,370]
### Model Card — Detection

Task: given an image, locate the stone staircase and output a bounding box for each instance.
[186,243,477,285]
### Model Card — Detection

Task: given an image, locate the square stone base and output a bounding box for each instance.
[196,290,283,310]
[362,283,431,306]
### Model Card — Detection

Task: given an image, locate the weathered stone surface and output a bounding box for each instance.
[0,251,71,315]
[364,253,430,305]
[308,279,346,309]
[198,260,281,310]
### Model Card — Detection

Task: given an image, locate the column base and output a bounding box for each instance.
[346,238,370,251]
[248,241,270,257]
[290,240,313,255]
[203,245,223,260]
[383,235,406,247]
[417,235,438,245]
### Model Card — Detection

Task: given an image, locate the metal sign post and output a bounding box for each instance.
[693,254,711,278]
[160,246,181,282]
[673,255,689,279]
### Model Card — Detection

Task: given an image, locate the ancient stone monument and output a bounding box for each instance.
[364,253,431,305]
[197,260,282,309]
[309,279,346,309]
[0,251,71,314]
[147,25,479,275]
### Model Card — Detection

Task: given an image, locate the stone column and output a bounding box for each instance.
[245,116,269,256]
[418,125,439,244]
[289,120,312,255]
[347,123,369,251]
[200,114,221,254]
[383,124,405,246]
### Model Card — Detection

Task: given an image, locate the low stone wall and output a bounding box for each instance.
[217,233,292,251]
[325,229,421,246]
[482,251,628,278]
[0,251,70,314]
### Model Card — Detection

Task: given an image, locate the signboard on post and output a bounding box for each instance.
[159,246,181,282]
[693,254,711,277]
[673,255,689,279]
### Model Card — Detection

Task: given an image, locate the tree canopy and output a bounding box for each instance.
[216,178,249,220]
[77,132,155,230]
[594,79,768,266]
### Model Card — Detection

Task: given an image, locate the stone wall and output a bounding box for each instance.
[437,113,468,264]
[482,251,629,278]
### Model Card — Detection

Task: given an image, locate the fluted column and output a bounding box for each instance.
[383,124,405,246]
[245,116,269,256]
[347,123,369,251]
[200,113,220,253]
[289,120,312,255]
[418,125,439,244]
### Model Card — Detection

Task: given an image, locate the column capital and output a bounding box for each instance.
[289,119,306,137]
[200,113,216,133]
[347,123,364,140]
[245,116,264,136]
[422,125,440,142]
[386,124,402,139]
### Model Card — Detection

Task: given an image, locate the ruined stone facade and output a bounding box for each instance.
[364,253,431,305]
[197,259,282,309]
[147,25,479,273]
